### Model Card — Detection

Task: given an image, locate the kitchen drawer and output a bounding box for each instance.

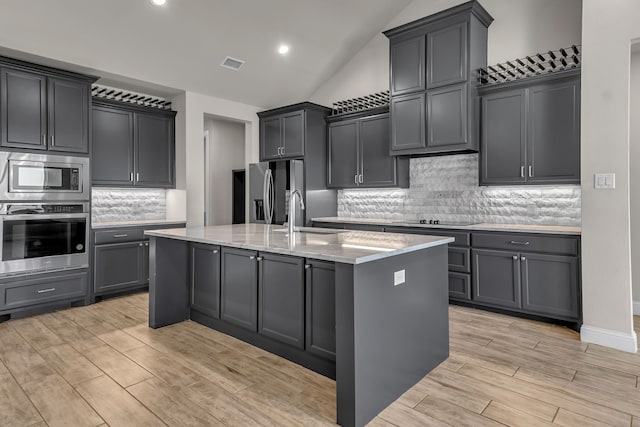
[94,228,144,244]
[448,272,471,301]
[1,271,87,310]
[472,232,579,256]
[448,247,470,273]
[387,226,470,246]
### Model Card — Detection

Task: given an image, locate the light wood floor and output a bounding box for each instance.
[1,294,639,427]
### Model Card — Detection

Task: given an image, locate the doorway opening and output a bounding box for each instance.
[630,40,640,347]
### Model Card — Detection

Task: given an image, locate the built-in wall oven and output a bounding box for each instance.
[0,202,89,277]
[0,152,89,201]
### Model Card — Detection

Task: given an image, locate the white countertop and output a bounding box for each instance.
[145,223,453,265]
[312,217,581,236]
[92,219,187,229]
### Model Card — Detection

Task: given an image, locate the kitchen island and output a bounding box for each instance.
[145,224,453,427]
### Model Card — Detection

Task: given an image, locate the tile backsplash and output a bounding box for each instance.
[338,154,581,226]
[92,188,166,223]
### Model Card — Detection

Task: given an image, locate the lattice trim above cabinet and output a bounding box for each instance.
[478,45,581,86]
[331,91,389,116]
[91,84,172,110]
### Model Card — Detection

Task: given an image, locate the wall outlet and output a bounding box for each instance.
[594,173,615,189]
[394,269,405,286]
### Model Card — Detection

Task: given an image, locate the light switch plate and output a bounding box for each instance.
[394,270,405,286]
[594,173,615,189]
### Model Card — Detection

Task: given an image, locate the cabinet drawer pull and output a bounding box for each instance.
[37,288,56,294]
[509,240,530,246]
[113,234,128,238]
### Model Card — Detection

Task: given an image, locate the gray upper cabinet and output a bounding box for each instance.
[220,247,258,332]
[328,110,408,189]
[427,22,467,88]
[258,253,305,349]
[0,58,95,153]
[258,103,329,162]
[135,113,174,187]
[91,106,134,186]
[480,88,527,185]
[390,36,425,96]
[384,1,493,157]
[91,99,176,188]
[190,243,221,319]
[479,70,580,185]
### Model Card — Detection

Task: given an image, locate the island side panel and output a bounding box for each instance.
[148,236,190,328]
[336,245,450,427]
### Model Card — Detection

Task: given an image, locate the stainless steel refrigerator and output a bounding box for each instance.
[249,160,336,226]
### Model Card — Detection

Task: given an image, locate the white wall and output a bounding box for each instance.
[631,50,640,316]
[204,117,245,225]
[179,92,260,227]
[311,0,582,105]
[579,0,639,352]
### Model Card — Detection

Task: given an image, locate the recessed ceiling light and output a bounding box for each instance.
[150,0,167,6]
[278,45,290,55]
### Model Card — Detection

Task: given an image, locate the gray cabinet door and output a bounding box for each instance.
[448,272,471,301]
[328,120,359,188]
[527,78,580,184]
[94,242,144,294]
[258,253,305,348]
[480,89,527,185]
[190,243,221,319]
[91,106,134,186]
[282,111,305,158]
[390,92,426,152]
[360,114,396,187]
[305,260,336,360]
[390,36,425,96]
[472,249,521,309]
[135,113,174,187]
[427,22,468,88]
[220,247,258,331]
[0,67,47,150]
[260,116,282,160]
[521,253,579,319]
[427,83,468,150]
[47,77,89,153]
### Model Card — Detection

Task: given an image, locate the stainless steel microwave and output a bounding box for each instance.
[0,152,89,201]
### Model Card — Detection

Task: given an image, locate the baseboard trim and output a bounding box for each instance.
[581,325,638,353]
[634,301,640,316]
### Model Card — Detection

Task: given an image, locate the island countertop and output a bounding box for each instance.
[144,223,453,265]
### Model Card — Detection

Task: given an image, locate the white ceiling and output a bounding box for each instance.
[0,0,413,108]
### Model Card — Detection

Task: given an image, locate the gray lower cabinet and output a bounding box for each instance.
[479,70,580,185]
[220,247,258,331]
[448,272,471,301]
[258,253,305,348]
[472,249,522,309]
[94,242,146,295]
[190,243,221,319]
[0,270,88,311]
[305,260,336,361]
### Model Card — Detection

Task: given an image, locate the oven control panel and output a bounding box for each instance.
[3,204,87,215]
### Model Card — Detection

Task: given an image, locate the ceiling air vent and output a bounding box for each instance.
[221,56,245,71]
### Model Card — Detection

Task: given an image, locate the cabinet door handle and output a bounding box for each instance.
[136,173,140,182]
[51,135,55,146]
[256,256,263,262]
[113,234,128,238]
[144,242,149,247]
[213,249,219,254]
[37,287,56,294]
[512,255,518,260]
[42,134,46,145]
[249,255,255,260]
[509,240,530,246]
[354,174,358,184]
[359,174,363,183]
[521,256,527,261]
[520,166,525,178]
[130,172,134,182]
[139,243,144,247]
[528,165,533,178]
[305,264,311,269]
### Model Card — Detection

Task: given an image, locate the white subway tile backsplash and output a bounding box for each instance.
[338,154,581,226]
[92,188,166,222]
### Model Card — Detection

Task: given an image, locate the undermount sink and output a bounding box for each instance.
[272,227,345,235]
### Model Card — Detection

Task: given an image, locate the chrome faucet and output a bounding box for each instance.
[288,189,305,236]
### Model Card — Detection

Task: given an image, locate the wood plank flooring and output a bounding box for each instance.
[0,292,639,426]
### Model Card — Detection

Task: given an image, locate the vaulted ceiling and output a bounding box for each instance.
[0,0,413,107]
